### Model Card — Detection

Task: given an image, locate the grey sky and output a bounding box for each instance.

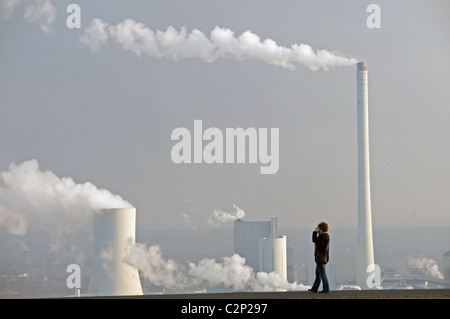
[1,0,449,231]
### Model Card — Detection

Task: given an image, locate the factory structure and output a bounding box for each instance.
[87,207,143,296]
[234,217,294,285]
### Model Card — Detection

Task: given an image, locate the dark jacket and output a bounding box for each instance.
[312,231,330,265]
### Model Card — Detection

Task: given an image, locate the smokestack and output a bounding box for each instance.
[87,207,143,296]
[356,62,375,289]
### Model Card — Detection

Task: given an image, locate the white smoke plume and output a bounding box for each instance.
[125,243,189,290]
[80,18,357,71]
[0,0,20,19]
[207,204,246,228]
[0,159,132,235]
[0,0,56,33]
[408,257,444,280]
[23,0,56,33]
[125,243,309,292]
[188,254,254,290]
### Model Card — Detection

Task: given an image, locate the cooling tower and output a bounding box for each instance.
[87,207,143,296]
[356,62,375,289]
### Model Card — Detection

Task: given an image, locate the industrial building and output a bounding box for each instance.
[444,251,450,282]
[234,217,294,285]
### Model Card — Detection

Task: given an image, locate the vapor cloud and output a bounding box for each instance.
[80,18,357,71]
[408,257,444,280]
[0,0,19,19]
[0,159,132,235]
[0,0,56,33]
[125,243,189,290]
[207,204,246,228]
[125,243,309,292]
[23,0,56,33]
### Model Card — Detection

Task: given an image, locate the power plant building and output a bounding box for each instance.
[234,217,292,283]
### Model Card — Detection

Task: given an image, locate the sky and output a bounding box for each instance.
[1,0,450,233]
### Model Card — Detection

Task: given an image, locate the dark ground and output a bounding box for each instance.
[89,289,450,299]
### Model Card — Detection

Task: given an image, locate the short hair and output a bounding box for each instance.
[318,222,328,232]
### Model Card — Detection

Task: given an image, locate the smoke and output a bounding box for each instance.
[180,202,246,229]
[207,204,246,228]
[188,254,254,291]
[0,0,19,19]
[23,0,56,33]
[0,0,57,33]
[408,257,444,279]
[80,18,357,71]
[0,159,132,235]
[125,243,189,290]
[125,243,309,292]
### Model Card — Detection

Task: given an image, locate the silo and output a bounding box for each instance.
[87,207,143,296]
[258,235,287,291]
[258,235,287,279]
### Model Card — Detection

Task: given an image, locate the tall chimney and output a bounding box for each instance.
[87,207,143,296]
[356,62,375,289]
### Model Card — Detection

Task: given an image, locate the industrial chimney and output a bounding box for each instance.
[87,207,143,296]
[356,62,375,289]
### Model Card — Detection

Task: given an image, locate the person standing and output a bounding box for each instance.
[309,222,330,293]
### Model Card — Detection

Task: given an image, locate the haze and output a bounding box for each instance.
[1,0,449,232]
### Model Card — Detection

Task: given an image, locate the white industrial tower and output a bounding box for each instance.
[87,207,143,296]
[356,61,375,289]
[259,235,287,280]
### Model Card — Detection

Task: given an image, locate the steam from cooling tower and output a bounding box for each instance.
[124,243,309,292]
[125,243,189,290]
[0,159,132,235]
[80,18,357,71]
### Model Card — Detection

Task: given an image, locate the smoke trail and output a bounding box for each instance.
[408,257,444,279]
[124,243,189,290]
[80,18,357,71]
[207,204,246,228]
[0,0,20,19]
[125,243,309,292]
[0,0,57,33]
[188,254,254,290]
[0,159,132,235]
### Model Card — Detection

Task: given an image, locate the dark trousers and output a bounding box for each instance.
[311,264,330,292]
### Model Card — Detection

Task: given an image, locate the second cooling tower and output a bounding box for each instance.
[87,207,143,296]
